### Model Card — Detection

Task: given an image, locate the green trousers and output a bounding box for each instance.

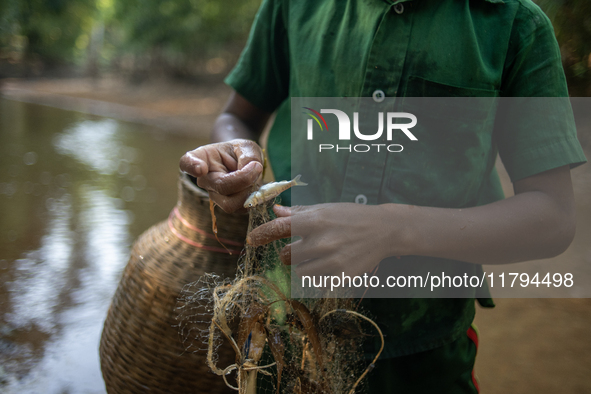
[257,326,480,393]
[363,325,480,393]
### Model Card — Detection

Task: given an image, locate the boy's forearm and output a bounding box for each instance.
[211,91,271,143]
[383,170,576,265]
[211,113,260,143]
[246,167,576,271]
[386,195,573,265]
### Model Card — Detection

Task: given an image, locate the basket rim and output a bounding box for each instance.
[179,171,209,199]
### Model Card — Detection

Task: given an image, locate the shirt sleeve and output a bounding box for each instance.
[224,0,290,113]
[495,2,586,182]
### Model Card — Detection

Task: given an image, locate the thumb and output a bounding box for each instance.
[179,150,209,178]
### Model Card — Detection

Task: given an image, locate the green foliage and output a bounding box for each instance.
[0,1,23,60]
[114,0,259,54]
[534,0,591,94]
[0,0,96,64]
[1,0,260,76]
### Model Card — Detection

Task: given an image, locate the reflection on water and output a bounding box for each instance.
[0,98,206,393]
[54,119,129,175]
[7,194,74,333]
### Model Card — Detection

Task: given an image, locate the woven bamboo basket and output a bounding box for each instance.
[100,173,249,393]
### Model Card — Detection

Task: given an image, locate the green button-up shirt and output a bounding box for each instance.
[225,0,586,357]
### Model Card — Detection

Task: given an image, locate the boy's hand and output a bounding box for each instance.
[247,204,395,277]
[245,165,577,270]
[180,139,264,213]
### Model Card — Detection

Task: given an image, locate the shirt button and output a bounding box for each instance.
[372,90,385,103]
[355,194,368,205]
[394,3,404,14]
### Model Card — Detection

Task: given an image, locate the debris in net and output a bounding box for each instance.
[177,195,384,394]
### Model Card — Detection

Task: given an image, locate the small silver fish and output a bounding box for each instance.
[244,175,308,208]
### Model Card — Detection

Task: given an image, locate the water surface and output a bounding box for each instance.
[0,98,207,393]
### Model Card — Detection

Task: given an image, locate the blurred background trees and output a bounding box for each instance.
[534,0,591,95]
[0,0,97,76]
[110,0,260,81]
[0,0,261,81]
[0,0,590,93]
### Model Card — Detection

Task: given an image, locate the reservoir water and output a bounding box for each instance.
[0,97,206,393]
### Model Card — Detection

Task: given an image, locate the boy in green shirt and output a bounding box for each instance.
[180,0,586,392]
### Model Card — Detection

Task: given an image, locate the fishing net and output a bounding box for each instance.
[176,197,384,394]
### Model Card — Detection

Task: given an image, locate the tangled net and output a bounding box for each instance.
[176,199,384,394]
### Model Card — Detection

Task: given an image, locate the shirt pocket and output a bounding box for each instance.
[380,77,499,208]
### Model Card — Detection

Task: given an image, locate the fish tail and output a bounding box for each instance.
[292,174,308,186]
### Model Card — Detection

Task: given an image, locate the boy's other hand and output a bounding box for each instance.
[179,139,264,213]
[247,204,394,277]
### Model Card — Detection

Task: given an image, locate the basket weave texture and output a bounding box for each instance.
[100,174,249,393]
